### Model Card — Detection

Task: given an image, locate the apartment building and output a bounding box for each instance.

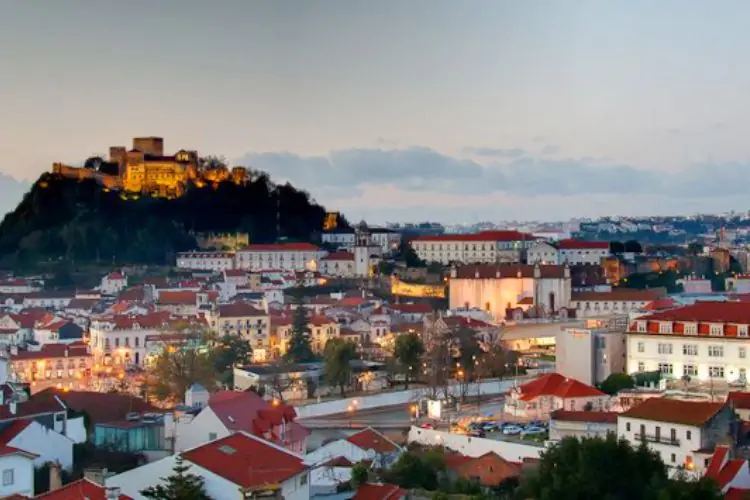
[527,239,610,266]
[556,316,628,386]
[235,243,326,272]
[176,251,235,271]
[207,303,270,361]
[626,301,750,383]
[410,230,536,265]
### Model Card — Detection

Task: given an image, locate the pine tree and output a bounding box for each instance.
[283,299,315,363]
[140,455,210,500]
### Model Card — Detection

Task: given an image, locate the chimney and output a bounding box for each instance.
[49,461,62,491]
[83,467,107,486]
[9,400,17,415]
[105,486,121,500]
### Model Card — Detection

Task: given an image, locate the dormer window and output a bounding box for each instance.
[658,322,672,334]
[683,323,697,335]
[637,321,647,333]
[739,325,749,338]
[709,324,724,337]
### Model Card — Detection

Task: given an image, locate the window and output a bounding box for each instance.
[2,469,13,486]
[708,345,724,357]
[658,363,673,376]
[300,473,308,486]
[208,432,217,441]
[740,325,749,338]
[659,322,672,334]
[626,422,631,432]
[637,342,645,353]
[658,343,673,355]
[637,362,645,372]
[741,347,747,359]
[709,366,725,379]
[710,324,724,336]
[686,430,692,440]
[684,323,697,335]
[682,344,698,356]
[670,429,676,441]
[671,453,676,463]
[684,364,698,377]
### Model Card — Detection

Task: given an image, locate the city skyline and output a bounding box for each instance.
[3,1,750,222]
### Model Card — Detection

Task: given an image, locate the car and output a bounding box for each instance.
[482,422,499,432]
[521,426,547,436]
[419,422,434,429]
[468,422,484,429]
[502,425,524,435]
[528,420,545,428]
[470,429,486,437]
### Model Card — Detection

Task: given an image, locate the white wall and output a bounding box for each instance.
[304,439,370,466]
[10,421,74,469]
[295,379,515,419]
[0,455,34,498]
[407,426,542,463]
[174,409,230,453]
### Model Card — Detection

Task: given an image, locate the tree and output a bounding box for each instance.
[394,333,424,389]
[455,326,482,401]
[599,372,635,395]
[144,331,216,403]
[324,338,358,396]
[351,463,369,488]
[211,334,252,388]
[516,435,722,500]
[624,240,643,253]
[609,241,625,254]
[141,454,210,500]
[399,240,425,268]
[284,302,315,363]
[687,242,704,256]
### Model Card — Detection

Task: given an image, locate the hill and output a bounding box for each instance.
[0,173,31,219]
[0,171,343,269]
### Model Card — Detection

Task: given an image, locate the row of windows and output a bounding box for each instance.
[92,336,141,348]
[643,362,742,380]
[636,321,749,337]
[644,342,745,359]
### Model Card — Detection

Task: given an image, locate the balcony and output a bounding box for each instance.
[634,433,680,447]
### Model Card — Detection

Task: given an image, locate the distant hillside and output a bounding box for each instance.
[0,173,30,219]
[0,171,345,268]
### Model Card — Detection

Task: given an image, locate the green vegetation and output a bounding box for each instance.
[212,333,253,388]
[0,172,339,269]
[598,372,635,395]
[323,338,359,396]
[517,435,722,500]
[141,455,210,500]
[284,300,316,363]
[394,332,425,389]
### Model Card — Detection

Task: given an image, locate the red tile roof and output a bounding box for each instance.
[725,487,750,500]
[640,301,750,324]
[516,373,605,401]
[11,343,90,361]
[346,428,400,454]
[621,398,726,426]
[705,445,746,489]
[0,420,32,446]
[549,410,618,424]
[218,302,266,318]
[727,392,750,410]
[644,298,677,311]
[412,230,534,242]
[182,432,307,489]
[390,303,432,314]
[455,264,566,280]
[353,483,407,500]
[455,452,522,487]
[240,243,320,252]
[107,272,126,280]
[31,389,160,425]
[0,444,37,459]
[157,290,196,305]
[322,252,355,261]
[557,239,610,250]
[443,451,473,470]
[35,478,132,499]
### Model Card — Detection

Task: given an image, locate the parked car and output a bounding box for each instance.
[502,425,524,435]
[482,422,499,432]
[521,426,546,436]
[470,429,486,437]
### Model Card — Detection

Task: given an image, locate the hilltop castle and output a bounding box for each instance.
[52,136,249,198]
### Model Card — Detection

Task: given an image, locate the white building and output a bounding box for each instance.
[100,272,128,296]
[448,264,571,322]
[22,292,74,310]
[527,239,610,265]
[322,227,400,254]
[175,251,235,272]
[304,427,402,470]
[353,221,379,278]
[0,279,41,294]
[320,252,356,278]
[411,230,536,265]
[548,410,618,442]
[617,398,736,474]
[569,289,666,318]
[625,301,750,382]
[503,373,609,419]
[89,312,179,368]
[235,243,326,272]
[556,316,628,386]
[0,419,74,470]
[206,303,270,361]
[0,447,35,498]
[108,432,310,500]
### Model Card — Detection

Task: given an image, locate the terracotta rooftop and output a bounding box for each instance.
[11,342,90,361]
[516,373,605,401]
[321,252,355,261]
[455,452,523,487]
[35,478,133,499]
[454,264,566,280]
[705,445,746,490]
[728,391,750,410]
[550,410,618,424]
[218,302,266,318]
[31,388,160,425]
[353,483,407,500]
[638,301,750,324]
[345,428,400,454]
[157,290,196,305]
[412,230,534,242]
[181,432,307,489]
[620,398,726,426]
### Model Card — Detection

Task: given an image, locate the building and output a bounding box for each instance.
[703,445,750,495]
[100,272,128,296]
[0,444,36,498]
[555,316,628,386]
[173,391,309,455]
[235,243,326,272]
[448,264,571,322]
[108,432,310,500]
[411,230,536,265]
[22,292,74,310]
[88,313,179,368]
[35,478,131,499]
[320,252,356,278]
[322,227,401,254]
[569,289,666,318]
[353,483,407,500]
[548,410,618,441]
[271,314,340,356]
[527,239,610,266]
[617,398,736,474]
[503,373,609,418]
[0,419,74,470]
[304,427,403,470]
[625,301,750,382]
[10,343,92,394]
[175,251,235,272]
[206,303,270,361]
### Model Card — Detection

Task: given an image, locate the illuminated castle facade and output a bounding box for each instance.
[52,136,249,198]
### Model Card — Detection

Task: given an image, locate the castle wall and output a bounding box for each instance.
[133,137,164,157]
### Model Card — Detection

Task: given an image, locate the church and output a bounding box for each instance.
[448,263,572,323]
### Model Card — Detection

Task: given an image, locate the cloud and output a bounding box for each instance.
[463,146,526,158]
[540,145,560,155]
[0,174,30,219]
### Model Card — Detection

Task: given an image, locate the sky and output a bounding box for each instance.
[3,0,750,223]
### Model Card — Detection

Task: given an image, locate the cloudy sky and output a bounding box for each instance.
[2,0,750,223]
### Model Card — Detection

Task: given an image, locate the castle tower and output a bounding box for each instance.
[354,220,371,278]
[132,137,164,157]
